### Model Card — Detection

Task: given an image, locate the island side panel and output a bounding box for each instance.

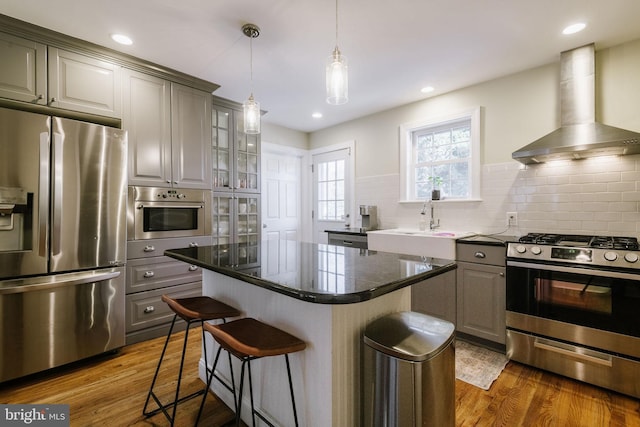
[200,269,333,427]
[331,287,411,426]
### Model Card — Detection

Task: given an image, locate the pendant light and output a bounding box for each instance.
[326,0,348,105]
[242,23,261,134]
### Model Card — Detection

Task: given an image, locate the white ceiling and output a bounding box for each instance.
[3,0,640,133]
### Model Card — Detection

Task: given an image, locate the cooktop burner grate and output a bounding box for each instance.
[518,233,639,250]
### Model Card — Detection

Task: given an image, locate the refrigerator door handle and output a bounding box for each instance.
[0,269,121,295]
[51,131,63,256]
[38,132,50,258]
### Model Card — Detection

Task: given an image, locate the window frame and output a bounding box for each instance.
[399,107,481,202]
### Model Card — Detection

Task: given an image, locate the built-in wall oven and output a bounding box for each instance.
[127,186,211,241]
[506,233,640,398]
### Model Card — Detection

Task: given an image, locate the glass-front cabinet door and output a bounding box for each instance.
[212,106,232,190]
[235,113,260,193]
[212,193,260,265]
[212,105,260,193]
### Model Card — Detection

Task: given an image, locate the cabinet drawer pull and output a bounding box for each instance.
[143,245,155,252]
[474,251,486,258]
[188,265,198,271]
[143,271,155,278]
[143,306,155,314]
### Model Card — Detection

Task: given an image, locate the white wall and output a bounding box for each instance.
[262,121,309,150]
[303,39,640,237]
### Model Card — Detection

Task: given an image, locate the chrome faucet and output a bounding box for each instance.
[429,200,440,231]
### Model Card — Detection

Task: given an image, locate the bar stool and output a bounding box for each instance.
[142,295,241,426]
[199,318,306,427]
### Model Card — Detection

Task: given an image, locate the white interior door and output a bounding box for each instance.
[261,147,302,241]
[312,146,353,243]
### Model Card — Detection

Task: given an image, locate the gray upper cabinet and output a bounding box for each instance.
[0,32,121,118]
[124,68,212,189]
[171,83,212,189]
[48,47,121,118]
[0,32,46,104]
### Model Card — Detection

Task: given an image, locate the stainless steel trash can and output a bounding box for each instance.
[363,311,455,426]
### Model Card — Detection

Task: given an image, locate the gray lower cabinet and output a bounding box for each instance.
[125,236,211,344]
[124,68,212,189]
[327,232,368,249]
[411,269,456,325]
[456,243,506,344]
[0,32,121,118]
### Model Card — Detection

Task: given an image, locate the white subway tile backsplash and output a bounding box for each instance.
[355,155,640,237]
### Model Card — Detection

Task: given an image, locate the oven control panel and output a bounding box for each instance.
[507,243,640,270]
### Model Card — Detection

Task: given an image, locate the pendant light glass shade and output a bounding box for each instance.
[243,93,260,134]
[242,23,261,134]
[326,46,348,105]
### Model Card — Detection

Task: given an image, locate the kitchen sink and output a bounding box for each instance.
[367,229,475,259]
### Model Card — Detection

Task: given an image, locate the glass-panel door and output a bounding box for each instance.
[235,112,260,192]
[212,106,232,190]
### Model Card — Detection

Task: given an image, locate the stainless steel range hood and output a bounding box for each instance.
[512,44,640,164]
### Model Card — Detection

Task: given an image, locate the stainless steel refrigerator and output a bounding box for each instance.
[0,106,127,383]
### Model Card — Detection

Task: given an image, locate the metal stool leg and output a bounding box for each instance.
[235,359,248,427]
[247,360,257,427]
[195,320,238,426]
[144,317,209,426]
[142,314,178,417]
[285,354,300,427]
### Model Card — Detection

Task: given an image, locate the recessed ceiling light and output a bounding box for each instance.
[562,23,586,35]
[111,33,133,45]
[420,86,435,94]
[312,112,323,119]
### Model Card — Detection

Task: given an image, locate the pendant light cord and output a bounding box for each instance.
[249,34,254,95]
[335,0,339,48]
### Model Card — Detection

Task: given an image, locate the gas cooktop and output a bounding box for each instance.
[508,233,640,269]
[518,233,639,250]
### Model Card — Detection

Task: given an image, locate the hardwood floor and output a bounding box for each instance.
[1,330,639,426]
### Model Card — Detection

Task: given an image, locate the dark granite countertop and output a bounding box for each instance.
[165,242,456,305]
[456,233,518,247]
[325,228,369,236]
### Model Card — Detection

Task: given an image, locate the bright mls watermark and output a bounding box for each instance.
[0,405,69,426]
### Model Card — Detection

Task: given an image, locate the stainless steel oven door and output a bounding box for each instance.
[133,200,208,240]
[506,260,640,356]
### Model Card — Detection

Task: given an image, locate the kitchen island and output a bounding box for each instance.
[166,241,456,426]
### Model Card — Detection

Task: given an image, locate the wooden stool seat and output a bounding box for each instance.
[200,318,306,427]
[143,295,240,426]
[162,295,241,322]
[205,317,306,358]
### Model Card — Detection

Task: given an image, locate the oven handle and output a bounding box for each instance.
[507,260,640,281]
[136,203,204,209]
[533,339,613,367]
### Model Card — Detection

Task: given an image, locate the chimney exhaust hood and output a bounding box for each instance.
[512,44,640,164]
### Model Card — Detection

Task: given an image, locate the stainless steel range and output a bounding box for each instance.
[506,233,640,398]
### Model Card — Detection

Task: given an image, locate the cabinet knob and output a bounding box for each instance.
[143,271,155,278]
[143,306,155,314]
[49,97,56,104]
[474,251,486,258]
[143,245,155,252]
[36,94,44,101]
[499,272,505,277]
[188,265,198,271]
[189,242,199,248]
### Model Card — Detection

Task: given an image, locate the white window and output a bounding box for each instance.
[400,107,481,202]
